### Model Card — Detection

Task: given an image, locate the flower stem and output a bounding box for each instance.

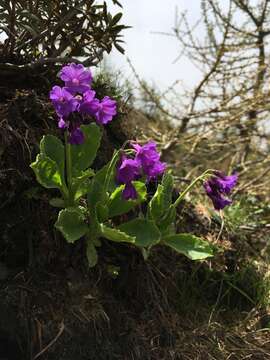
[104,149,120,192]
[172,169,214,209]
[64,131,74,206]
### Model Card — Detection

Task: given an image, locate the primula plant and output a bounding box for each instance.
[31,63,238,267]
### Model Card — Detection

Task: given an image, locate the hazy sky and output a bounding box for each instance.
[107,1,202,91]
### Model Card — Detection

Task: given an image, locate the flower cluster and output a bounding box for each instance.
[50,63,117,144]
[116,141,166,200]
[204,171,238,210]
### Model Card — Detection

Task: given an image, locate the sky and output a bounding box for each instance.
[106,0,202,92]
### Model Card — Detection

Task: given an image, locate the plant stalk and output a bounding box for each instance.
[64,131,74,206]
[172,169,215,208]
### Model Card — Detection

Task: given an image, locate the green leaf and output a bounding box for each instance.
[103,150,120,193]
[111,24,130,32]
[86,241,98,267]
[88,209,101,245]
[75,168,95,181]
[119,219,161,248]
[19,10,40,22]
[162,172,174,208]
[112,0,123,7]
[55,208,88,243]
[74,179,90,201]
[71,123,102,177]
[87,160,117,211]
[108,181,147,217]
[110,12,123,26]
[30,154,62,189]
[147,172,174,224]
[100,224,135,243]
[49,198,65,208]
[158,205,177,235]
[88,164,109,211]
[163,233,214,260]
[96,202,109,222]
[114,41,125,54]
[40,135,65,181]
[148,184,165,221]
[72,168,95,201]
[21,23,38,37]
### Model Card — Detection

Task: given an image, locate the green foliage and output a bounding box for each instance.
[161,172,174,209]
[87,164,110,212]
[0,0,129,66]
[163,233,214,260]
[40,135,65,181]
[218,264,270,310]
[71,124,102,177]
[158,207,177,235]
[119,219,161,248]
[225,195,270,231]
[147,173,176,235]
[100,224,135,243]
[174,260,270,320]
[108,181,147,217]
[148,184,166,221]
[148,173,174,215]
[31,125,101,204]
[49,198,65,208]
[30,154,63,190]
[72,169,95,201]
[55,208,88,243]
[31,135,68,198]
[31,127,214,268]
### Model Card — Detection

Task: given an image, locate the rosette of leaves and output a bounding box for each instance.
[0,0,128,66]
[30,123,144,266]
[31,124,214,267]
[118,172,214,261]
[31,123,102,207]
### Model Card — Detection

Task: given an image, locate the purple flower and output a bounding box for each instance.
[59,63,92,94]
[69,126,84,145]
[58,117,68,129]
[146,161,167,180]
[204,172,238,210]
[213,172,238,194]
[50,86,78,118]
[94,96,117,125]
[122,183,138,200]
[79,89,100,116]
[116,155,141,200]
[133,141,166,180]
[117,155,141,184]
